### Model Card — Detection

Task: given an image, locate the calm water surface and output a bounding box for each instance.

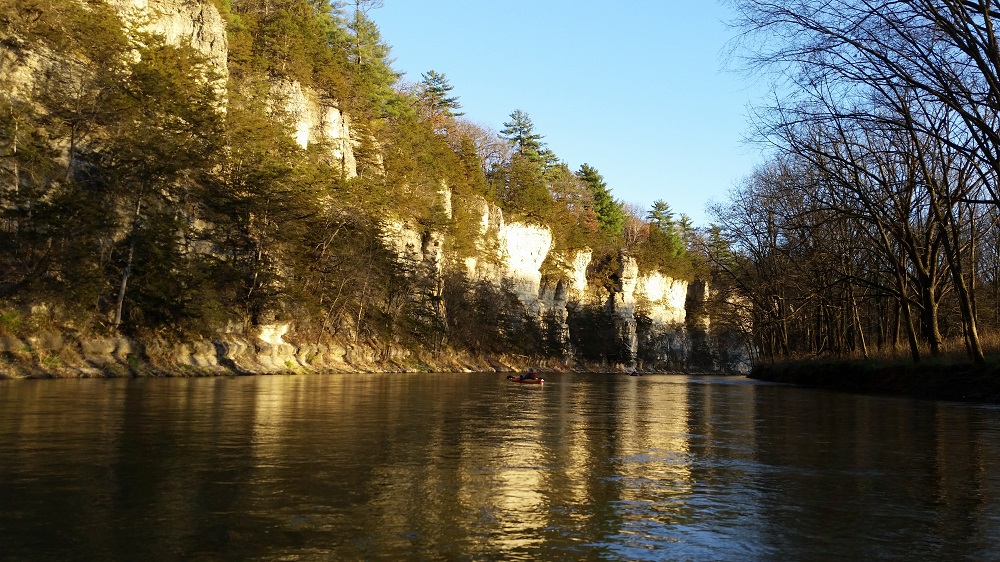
[1,373,999,561]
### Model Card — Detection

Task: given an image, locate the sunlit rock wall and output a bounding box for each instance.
[497,223,552,315]
[381,218,446,294]
[460,199,599,357]
[637,273,688,326]
[110,0,229,81]
[270,79,358,178]
[538,249,591,357]
[379,188,452,338]
[633,271,690,370]
[110,1,359,177]
[2,0,229,99]
[453,201,726,370]
[0,37,55,99]
[463,198,552,313]
[609,255,640,367]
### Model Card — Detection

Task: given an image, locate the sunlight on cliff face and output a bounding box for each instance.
[257,323,290,346]
[637,273,689,326]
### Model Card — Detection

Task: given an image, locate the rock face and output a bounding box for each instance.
[1,0,230,120]
[497,222,552,314]
[381,215,447,331]
[0,0,750,376]
[610,255,640,366]
[378,198,746,372]
[271,79,358,178]
[111,0,229,78]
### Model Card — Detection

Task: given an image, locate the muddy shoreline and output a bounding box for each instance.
[750,359,1000,404]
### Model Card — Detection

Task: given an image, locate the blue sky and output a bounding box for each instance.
[371,1,769,227]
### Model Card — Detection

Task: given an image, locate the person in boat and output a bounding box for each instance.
[520,368,537,381]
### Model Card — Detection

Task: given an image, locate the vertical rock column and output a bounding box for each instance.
[540,278,571,357]
[550,249,593,359]
[496,222,552,317]
[633,272,690,370]
[610,254,639,367]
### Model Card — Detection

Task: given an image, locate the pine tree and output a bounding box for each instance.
[577,163,625,237]
[96,38,225,332]
[347,2,401,118]
[418,70,464,117]
[500,109,545,161]
[647,200,675,231]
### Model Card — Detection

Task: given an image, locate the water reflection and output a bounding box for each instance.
[2,374,1000,560]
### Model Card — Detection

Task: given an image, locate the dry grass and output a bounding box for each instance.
[774,332,1000,366]
[751,337,1000,404]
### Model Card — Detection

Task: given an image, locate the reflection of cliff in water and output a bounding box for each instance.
[2,375,1000,559]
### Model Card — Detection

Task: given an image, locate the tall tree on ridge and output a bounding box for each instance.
[646,200,685,259]
[418,70,463,118]
[500,109,545,161]
[347,0,399,118]
[647,200,675,232]
[577,163,625,237]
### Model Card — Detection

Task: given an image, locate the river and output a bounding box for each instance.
[1,373,999,561]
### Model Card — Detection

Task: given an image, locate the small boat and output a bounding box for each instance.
[507,375,544,384]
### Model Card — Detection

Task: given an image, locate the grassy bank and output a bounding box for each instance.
[749,359,1000,404]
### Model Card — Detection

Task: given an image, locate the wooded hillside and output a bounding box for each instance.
[0,0,705,370]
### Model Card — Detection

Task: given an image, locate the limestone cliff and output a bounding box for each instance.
[380,197,748,373]
[0,0,750,377]
[110,0,229,79]
[2,0,227,85]
[270,78,358,178]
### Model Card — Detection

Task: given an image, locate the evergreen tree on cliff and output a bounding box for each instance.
[577,163,625,237]
[497,110,555,218]
[646,200,684,258]
[500,110,544,161]
[346,1,404,119]
[418,70,463,118]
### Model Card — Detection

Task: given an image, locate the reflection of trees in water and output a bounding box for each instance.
[3,377,1000,559]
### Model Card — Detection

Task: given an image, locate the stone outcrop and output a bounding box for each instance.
[111,0,229,81]
[377,197,747,373]
[610,255,640,366]
[270,79,358,178]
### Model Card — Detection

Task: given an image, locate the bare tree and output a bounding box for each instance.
[621,202,648,252]
[726,0,1000,362]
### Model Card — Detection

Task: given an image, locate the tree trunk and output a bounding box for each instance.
[112,241,135,330]
[113,195,143,331]
[852,294,868,359]
[920,286,943,357]
[901,297,921,363]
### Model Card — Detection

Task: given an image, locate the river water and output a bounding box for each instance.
[1,373,999,561]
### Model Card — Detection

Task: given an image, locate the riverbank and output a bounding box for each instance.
[749,359,1000,404]
[0,332,694,379]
